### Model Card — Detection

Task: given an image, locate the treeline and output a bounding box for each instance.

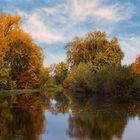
[0,13,140,103]
[43,31,140,105]
[62,31,140,104]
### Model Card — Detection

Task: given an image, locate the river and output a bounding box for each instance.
[0,93,140,140]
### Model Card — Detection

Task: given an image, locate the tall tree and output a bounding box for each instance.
[66,31,124,72]
[0,13,43,89]
[0,14,20,89]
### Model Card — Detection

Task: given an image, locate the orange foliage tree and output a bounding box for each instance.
[131,55,140,74]
[0,13,44,89]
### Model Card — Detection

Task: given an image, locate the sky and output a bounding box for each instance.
[0,0,140,66]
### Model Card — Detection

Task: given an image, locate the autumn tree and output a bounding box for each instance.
[0,13,43,89]
[63,31,139,104]
[0,14,20,89]
[130,55,140,95]
[66,31,124,72]
[131,55,140,74]
[54,62,68,85]
[49,62,68,85]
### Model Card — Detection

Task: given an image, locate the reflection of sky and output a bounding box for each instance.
[120,117,140,140]
[1,0,140,66]
[39,111,74,140]
[40,111,140,140]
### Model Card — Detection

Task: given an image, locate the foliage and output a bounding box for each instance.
[0,14,20,89]
[129,76,140,98]
[39,66,50,88]
[63,62,93,104]
[53,62,68,85]
[66,31,124,72]
[64,63,137,105]
[131,55,140,74]
[64,31,140,105]
[90,66,133,96]
[0,13,43,89]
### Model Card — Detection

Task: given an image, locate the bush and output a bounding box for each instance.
[64,65,135,104]
[63,62,93,104]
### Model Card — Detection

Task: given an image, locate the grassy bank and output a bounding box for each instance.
[0,89,41,97]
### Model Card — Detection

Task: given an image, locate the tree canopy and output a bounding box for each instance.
[66,31,124,72]
[131,55,140,74]
[0,13,43,89]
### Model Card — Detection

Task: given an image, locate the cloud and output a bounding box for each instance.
[70,0,134,22]
[19,11,64,43]
[15,0,134,45]
[70,0,98,20]
[42,7,57,15]
[3,0,136,65]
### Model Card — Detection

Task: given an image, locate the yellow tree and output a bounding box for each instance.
[66,31,124,72]
[0,13,44,89]
[54,62,68,84]
[131,55,140,74]
[0,14,20,89]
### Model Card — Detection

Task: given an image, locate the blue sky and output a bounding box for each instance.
[0,0,140,66]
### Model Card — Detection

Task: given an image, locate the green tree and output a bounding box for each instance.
[54,62,68,85]
[66,31,124,72]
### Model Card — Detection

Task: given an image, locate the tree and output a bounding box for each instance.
[0,13,43,89]
[66,31,124,72]
[0,13,20,89]
[63,62,93,105]
[54,62,68,85]
[131,55,140,74]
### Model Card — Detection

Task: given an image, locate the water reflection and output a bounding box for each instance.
[0,92,140,140]
[0,94,46,140]
[45,92,140,140]
[67,112,127,140]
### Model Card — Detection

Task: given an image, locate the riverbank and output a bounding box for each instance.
[0,89,41,96]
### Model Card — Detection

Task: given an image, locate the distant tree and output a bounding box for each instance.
[54,62,68,85]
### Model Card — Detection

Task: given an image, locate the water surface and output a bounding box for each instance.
[0,93,140,140]
[39,110,140,140]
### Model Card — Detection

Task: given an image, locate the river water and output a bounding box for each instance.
[0,94,140,140]
[39,111,140,140]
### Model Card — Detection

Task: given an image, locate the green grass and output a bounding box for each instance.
[0,89,41,97]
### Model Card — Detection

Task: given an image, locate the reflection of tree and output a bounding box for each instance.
[0,94,46,140]
[54,92,69,114]
[46,91,70,115]
[67,104,140,140]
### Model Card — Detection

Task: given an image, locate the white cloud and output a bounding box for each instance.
[15,0,134,44]
[70,0,134,22]
[42,7,57,15]
[19,11,64,43]
[95,7,117,21]
[71,0,98,20]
